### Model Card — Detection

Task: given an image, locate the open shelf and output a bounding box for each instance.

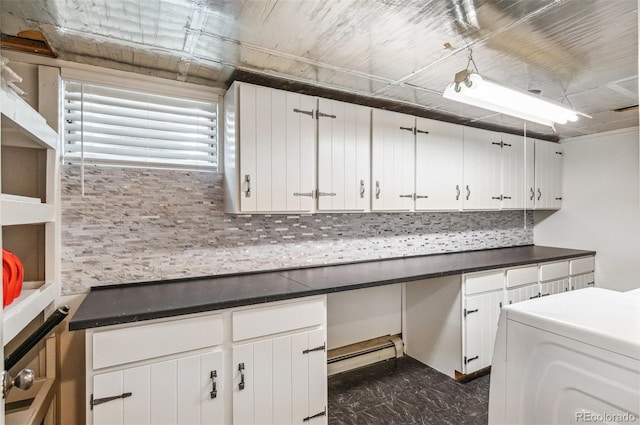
[5,375,55,425]
[0,86,57,150]
[1,194,55,226]
[3,281,57,345]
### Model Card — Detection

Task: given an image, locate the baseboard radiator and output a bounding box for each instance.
[327,335,404,376]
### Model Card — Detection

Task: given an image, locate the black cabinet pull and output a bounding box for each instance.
[293,108,314,117]
[210,370,217,399]
[238,363,245,390]
[303,408,327,422]
[316,111,336,119]
[464,308,479,317]
[464,356,479,364]
[303,343,326,354]
[91,392,132,410]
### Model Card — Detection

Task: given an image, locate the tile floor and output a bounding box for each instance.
[328,356,490,425]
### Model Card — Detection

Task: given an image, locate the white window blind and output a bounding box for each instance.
[63,81,217,170]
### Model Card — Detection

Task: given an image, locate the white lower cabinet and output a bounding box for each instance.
[231,297,327,425]
[405,257,595,378]
[87,313,226,425]
[232,329,326,425]
[505,283,539,305]
[569,256,596,290]
[86,296,327,425]
[539,260,570,296]
[505,264,539,305]
[92,351,224,425]
[462,272,505,374]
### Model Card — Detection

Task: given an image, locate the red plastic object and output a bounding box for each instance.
[2,249,24,307]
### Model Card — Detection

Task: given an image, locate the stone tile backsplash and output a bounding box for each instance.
[61,167,533,294]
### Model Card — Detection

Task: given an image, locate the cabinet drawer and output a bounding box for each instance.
[233,297,325,342]
[93,314,223,370]
[570,257,595,276]
[539,261,569,282]
[464,271,504,295]
[506,266,538,288]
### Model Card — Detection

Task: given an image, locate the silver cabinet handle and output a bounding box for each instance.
[375,181,381,199]
[415,195,429,199]
[399,194,414,199]
[317,191,336,197]
[210,370,217,399]
[456,185,460,201]
[244,175,251,198]
[466,185,471,200]
[529,187,535,201]
[294,191,314,197]
[238,363,245,390]
[537,188,542,201]
[360,180,365,198]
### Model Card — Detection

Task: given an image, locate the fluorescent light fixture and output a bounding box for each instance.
[443,70,590,129]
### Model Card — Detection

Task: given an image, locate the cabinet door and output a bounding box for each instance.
[525,138,536,209]
[462,290,504,374]
[534,140,563,209]
[414,118,463,210]
[549,145,563,209]
[500,133,526,209]
[506,283,540,305]
[92,352,224,425]
[570,273,595,290]
[462,127,502,210]
[371,109,415,211]
[317,99,370,211]
[239,84,316,213]
[540,278,569,296]
[233,329,327,425]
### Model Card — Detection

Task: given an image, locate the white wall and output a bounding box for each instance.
[534,127,640,291]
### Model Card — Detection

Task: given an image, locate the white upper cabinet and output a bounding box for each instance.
[224,82,563,214]
[414,118,463,211]
[534,139,563,209]
[500,133,526,209]
[462,127,502,210]
[225,82,316,213]
[371,109,415,211]
[317,99,370,212]
[525,138,536,209]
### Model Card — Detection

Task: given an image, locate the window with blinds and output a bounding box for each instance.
[63,81,217,170]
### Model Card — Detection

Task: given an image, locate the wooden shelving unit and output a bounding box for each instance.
[1,83,59,346]
[1,64,60,425]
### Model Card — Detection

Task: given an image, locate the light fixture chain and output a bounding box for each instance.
[466,47,480,73]
[559,81,575,108]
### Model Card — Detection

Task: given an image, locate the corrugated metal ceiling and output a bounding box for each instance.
[1,0,637,139]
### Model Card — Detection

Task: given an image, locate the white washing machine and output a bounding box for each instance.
[489,287,640,425]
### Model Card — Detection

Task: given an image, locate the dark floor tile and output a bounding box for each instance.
[328,356,490,425]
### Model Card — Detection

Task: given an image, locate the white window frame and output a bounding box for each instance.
[62,80,219,171]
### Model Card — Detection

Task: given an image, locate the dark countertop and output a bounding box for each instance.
[69,245,595,331]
